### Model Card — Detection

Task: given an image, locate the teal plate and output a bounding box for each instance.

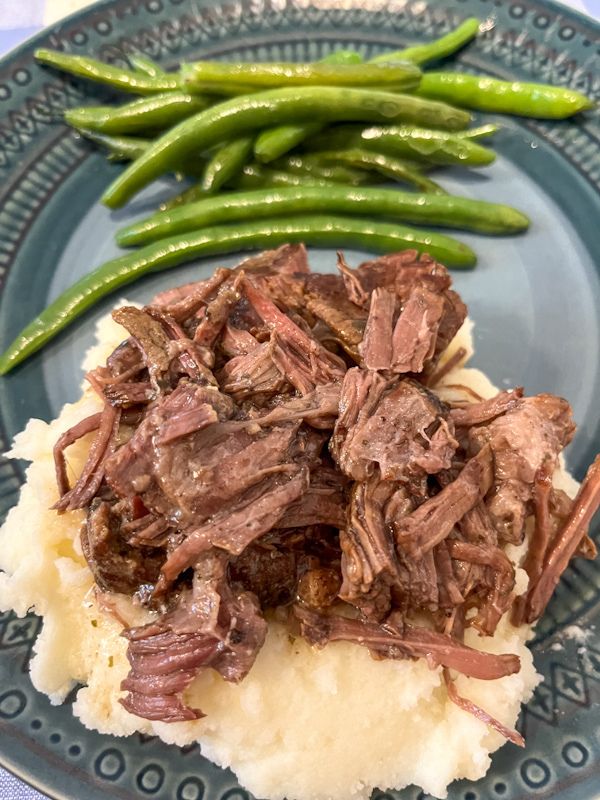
[1,0,600,798]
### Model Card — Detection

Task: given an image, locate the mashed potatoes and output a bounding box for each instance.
[0,311,574,800]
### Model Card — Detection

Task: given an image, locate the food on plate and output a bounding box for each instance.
[0,217,477,375]
[2,17,590,377]
[32,18,592,217]
[98,87,473,208]
[255,147,449,193]
[34,47,181,94]
[416,71,595,118]
[1,245,599,800]
[64,90,212,134]
[180,60,422,92]
[116,185,529,247]
[306,125,496,166]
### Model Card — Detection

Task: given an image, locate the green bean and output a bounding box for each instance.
[371,18,480,66]
[233,164,340,190]
[254,50,364,163]
[160,161,366,210]
[182,61,421,93]
[417,72,594,118]
[102,87,471,208]
[459,123,499,140]
[273,155,372,185]
[253,22,481,162]
[0,215,475,374]
[77,129,152,161]
[76,129,206,181]
[202,135,254,192]
[160,183,206,210]
[65,91,210,135]
[129,54,166,78]
[35,48,180,94]
[321,50,364,66]
[165,164,345,203]
[254,121,323,163]
[307,124,495,167]
[116,185,528,248]
[302,148,447,194]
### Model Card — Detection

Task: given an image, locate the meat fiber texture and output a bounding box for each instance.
[0,309,576,800]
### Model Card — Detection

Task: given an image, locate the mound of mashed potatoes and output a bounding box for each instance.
[0,310,576,800]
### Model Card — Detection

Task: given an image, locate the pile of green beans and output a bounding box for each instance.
[0,19,593,374]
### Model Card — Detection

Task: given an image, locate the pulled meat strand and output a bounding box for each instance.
[193,272,244,347]
[339,476,400,603]
[391,285,444,373]
[425,347,468,388]
[337,252,370,308]
[443,669,525,747]
[395,447,493,559]
[54,405,120,512]
[53,412,103,498]
[244,278,345,393]
[359,287,395,369]
[121,552,267,721]
[526,455,600,621]
[511,457,553,626]
[296,606,520,680]
[154,267,231,320]
[450,388,524,427]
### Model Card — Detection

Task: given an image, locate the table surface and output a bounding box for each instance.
[0,0,599,797]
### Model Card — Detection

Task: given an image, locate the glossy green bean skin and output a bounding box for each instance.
[102,87,471,208]
[182,61,421,93]
[117,185,528,248]
[307,125,495,167]
[166,164,346,208]
[65,92,210,134]
[202,136,254,192]
[418,72,594,118]
[459,123,499,139]
[253,50,364,163]
[77,129,152,161]
[371,18,480,65]
[233,164,340,190]
[304,148,447,194]
[0,215,475,374]
[317,50,365,66]
[255,121,323,162]
[76,129,207,180]
[129,55,166,78]
[35,48,180,94]
[274,155,371,185]
[163,166,340,209]
[160,183,206,210]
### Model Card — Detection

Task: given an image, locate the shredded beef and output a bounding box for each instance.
[339,476,399,606]
[331,370,457,482]
[52,248,599,740]
[295,606,520,680]
[83,500,164,594]
[359,288,396,370]
[395,447,494,559]
[469,395,576,543]
[525,455,600,621]
[54,402,121,512]
[450,388,524,427]
[121,552,267,721]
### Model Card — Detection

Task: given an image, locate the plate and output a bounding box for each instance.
[1,0,600,798]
